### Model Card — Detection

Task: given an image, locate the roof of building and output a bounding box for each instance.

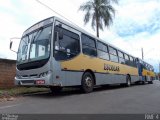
[0,58,16,63]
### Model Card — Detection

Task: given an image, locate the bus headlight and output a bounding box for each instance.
[39,72,47,78]
[39,71,52,78]
[16,74,21,79]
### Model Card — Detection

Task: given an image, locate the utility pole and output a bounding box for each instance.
[159,62,160,73]
[159,62,160,80]
[141,48,144,60]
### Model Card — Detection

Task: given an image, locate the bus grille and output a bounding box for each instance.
[20,80,35,84]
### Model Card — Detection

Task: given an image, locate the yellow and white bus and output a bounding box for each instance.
[12,16,155,93]
[141,60,155,83]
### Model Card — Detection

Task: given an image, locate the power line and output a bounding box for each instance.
[35,0,80,28]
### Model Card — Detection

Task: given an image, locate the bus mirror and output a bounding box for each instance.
[9,37,20,53]
[10,41,13,50]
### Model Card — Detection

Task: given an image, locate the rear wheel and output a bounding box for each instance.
[50,86,62,93]
[148,77,153,84]
[126,75,131,87]
[143,76,147,85]
[135,81,140,85]
[81,72,94,93]
[142,76,146,85]
[142,81,146,85]
[148,81,153,84]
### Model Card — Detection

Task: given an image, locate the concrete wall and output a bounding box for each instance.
[0,58,16,88]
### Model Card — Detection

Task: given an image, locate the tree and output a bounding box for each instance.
[79,0,118,38]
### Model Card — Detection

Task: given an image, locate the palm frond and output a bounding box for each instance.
[99,17,104,30]
[79,0,118,37]
[91,13,96,30]
[84,11,91,25]
[79,1,93,11]
[110,0,118,4]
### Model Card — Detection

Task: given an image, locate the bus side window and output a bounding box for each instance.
[81,34,97,57]
[132,57,137,67]
[97,41,109,60]
[54,26,80,61]
[118,51,125,64]
[129,56,134,67]
[124,54,130,65]
[109,47,118,63]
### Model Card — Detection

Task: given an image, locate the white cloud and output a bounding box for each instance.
[113,0,160,36]
[98,0,160,72]
[0,0,160,71]
[0,0,13,10]
[101,30,160,72]
[0,11,25,60]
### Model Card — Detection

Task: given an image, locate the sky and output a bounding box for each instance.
[0,0,160,72]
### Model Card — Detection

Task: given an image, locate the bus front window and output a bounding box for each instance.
[17,36,29,64]
[17,26,52,64]
[29,26,51,61]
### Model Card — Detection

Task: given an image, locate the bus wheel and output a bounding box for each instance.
[50,86,62,93]
[142,76,147,85]
[142,78,146,85]
[81,72,94,93]
[126,75,131,87]
[148,81,153,84]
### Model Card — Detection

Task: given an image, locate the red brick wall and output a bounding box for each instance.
[0,59,16,88]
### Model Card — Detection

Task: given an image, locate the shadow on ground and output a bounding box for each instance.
[22,83,147,99]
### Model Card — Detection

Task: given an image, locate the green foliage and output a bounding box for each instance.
[79,0,118,37]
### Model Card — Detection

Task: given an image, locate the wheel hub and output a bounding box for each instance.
[85,77,92,87]
[127,78,131,86]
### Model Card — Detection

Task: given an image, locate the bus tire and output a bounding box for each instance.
[142,81,145,85]
[142,77,146,85]
[126,75,131,87]
[148,81,153,84]
[50,86,62,93]
[143,76,147,85]
[81,72,94,93]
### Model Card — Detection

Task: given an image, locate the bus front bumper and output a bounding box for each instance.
[15,74,62,87]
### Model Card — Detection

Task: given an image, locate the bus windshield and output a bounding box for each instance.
[17,26,52,64]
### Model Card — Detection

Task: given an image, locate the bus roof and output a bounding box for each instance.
[22,16,153,68]
[22,17,54,36]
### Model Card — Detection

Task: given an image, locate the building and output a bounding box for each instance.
[0,58,16,88]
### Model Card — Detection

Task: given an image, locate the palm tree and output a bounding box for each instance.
[79,0,118,38]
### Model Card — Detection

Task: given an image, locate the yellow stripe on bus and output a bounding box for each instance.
[60,54,139,76]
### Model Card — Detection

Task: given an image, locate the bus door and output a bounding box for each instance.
[54,21,81,86]
[136,58,143,81]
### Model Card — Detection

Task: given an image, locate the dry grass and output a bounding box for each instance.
[0,87,49,102]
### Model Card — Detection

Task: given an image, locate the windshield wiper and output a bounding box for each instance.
[21,35,29,45]
[27,28,43,61]
[32,28,43,42]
